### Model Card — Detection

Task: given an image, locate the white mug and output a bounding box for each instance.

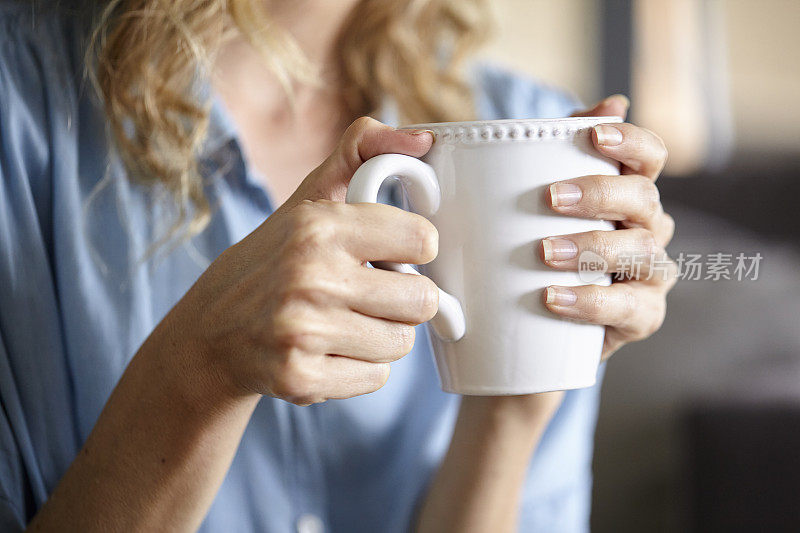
[346,116,621,395]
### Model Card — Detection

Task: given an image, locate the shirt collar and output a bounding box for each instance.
[202,94,239,157]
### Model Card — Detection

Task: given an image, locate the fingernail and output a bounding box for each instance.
[550,183,582,207]
[603,94,630,110]
[545,286,578,306]
[541,238,578,261]
[399,128,435,136]
[594,125,623,146]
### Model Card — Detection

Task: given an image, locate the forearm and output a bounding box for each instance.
[28,315,260,532]
[417,393,563,533]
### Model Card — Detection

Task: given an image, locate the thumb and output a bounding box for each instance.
[283,116,434,209]
[571,94,630,120]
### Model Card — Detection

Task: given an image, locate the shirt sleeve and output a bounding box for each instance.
[0,334,31,532]
[0,3,85,527]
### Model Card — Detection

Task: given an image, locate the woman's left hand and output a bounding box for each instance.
[419,97,676,532]
[542,95,677,360]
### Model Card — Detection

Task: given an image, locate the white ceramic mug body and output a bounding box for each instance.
[348,117,621,395]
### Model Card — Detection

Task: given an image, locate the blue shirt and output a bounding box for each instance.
[0,3,603,531]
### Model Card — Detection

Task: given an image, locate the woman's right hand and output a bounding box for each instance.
[173,117,439,405]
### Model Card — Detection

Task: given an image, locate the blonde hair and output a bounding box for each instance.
[88,0,491,248]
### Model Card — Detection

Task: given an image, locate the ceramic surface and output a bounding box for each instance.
[346,117,621,395]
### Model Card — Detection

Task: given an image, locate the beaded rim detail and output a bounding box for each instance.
[402,116,622,144]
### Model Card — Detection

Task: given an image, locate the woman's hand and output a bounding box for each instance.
[542,95,677,359]
[420,97,676,533]
[30,118,438,532]
[179,117,438,405]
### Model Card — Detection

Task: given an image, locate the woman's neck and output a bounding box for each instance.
[264,0,359,67]
[214,0,359,119]
[211,0,361,206]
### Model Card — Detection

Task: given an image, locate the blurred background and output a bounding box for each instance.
[483,1,800,531]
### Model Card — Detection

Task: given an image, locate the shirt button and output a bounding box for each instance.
[296,513,324,533]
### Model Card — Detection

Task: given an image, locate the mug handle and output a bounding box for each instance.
[346,153,466,342]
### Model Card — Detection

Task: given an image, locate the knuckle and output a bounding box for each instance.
[280,268,336,308]
[656,137,669,166]
[640,180,661,218]
[271,309,319,354]
[271,353,319,403]
[291,199,321,221]
[348,116,377,135]
[286,283,332,308]
[620,286,640,323]
[639,130,668,174]
[661,212,676,244]
[341,116,379,148]
[588,230,612,255]
[396,324,417,357]
[631,228,657,259]
[378,363,391,387]
[614,233,645,268]
[414,277,440,323]
[273,329,318,356]
[663,257,679,290]
[338,116,384,169]
[369,363,392,392]
[590,176,615,211]
[288,211,337,254]
[583,288,608,321]
[408,216,439,263]
[625,297,657,341]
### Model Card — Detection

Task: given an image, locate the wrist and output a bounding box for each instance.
[458,392,565,440]
[419,393,565,532]
[137,308,261,420]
